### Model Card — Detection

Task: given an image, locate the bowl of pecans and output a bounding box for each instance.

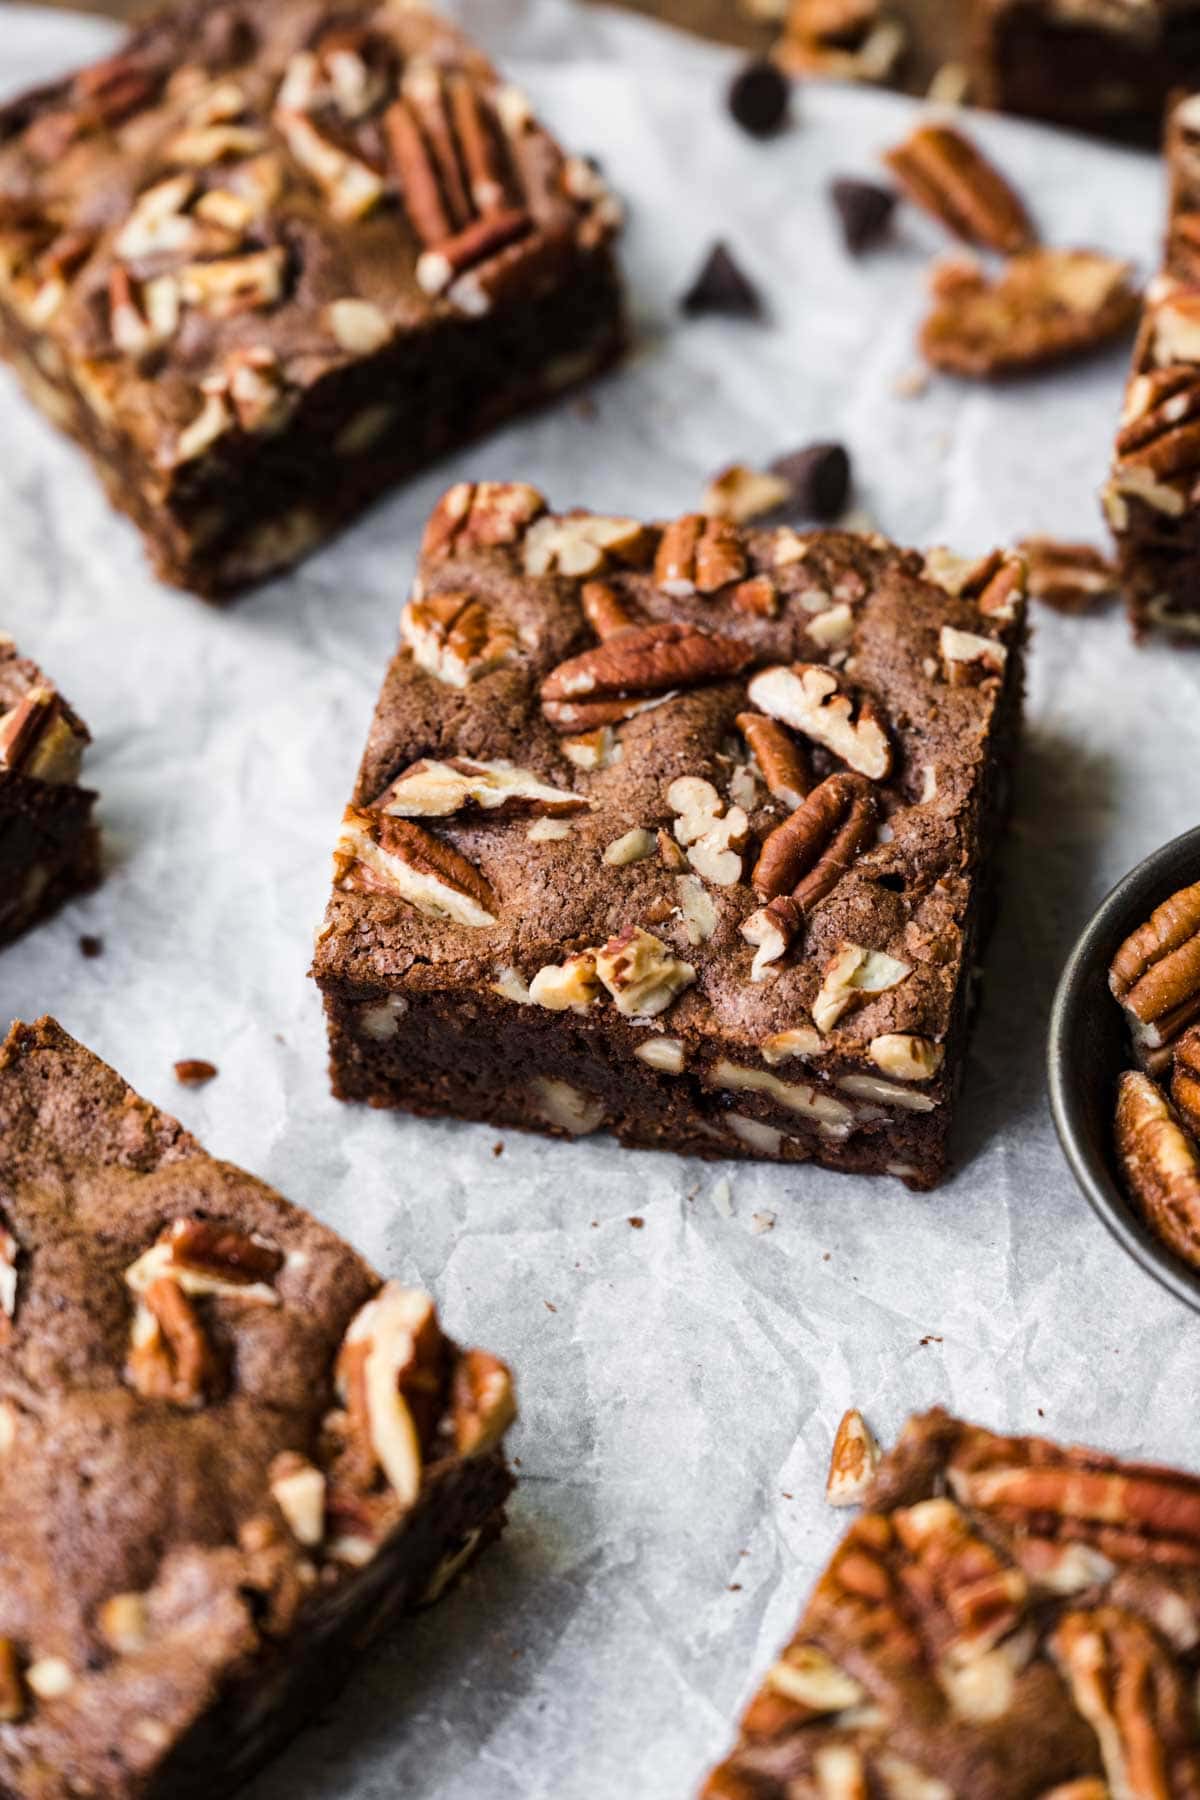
[1049,825,1200,1311]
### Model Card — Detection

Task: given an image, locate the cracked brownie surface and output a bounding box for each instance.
[0,0,624,597]
[704,1405,1200,1799]
[313,485,1027,1190]
[0,636,99,948]
[0,1016,515,1799]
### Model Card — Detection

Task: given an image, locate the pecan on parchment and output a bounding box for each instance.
[921,248,1139,380]
[884,122,1035,254]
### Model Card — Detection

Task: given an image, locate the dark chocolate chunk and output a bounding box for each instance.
[771,442,851,520]
[830,177,896,254]
[728,60,790,139]
[78,934,103,958]
[681,243,763,320]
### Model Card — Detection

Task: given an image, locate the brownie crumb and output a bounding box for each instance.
[919,1333,944,1346]
[628,1216,645,1229]
[681,242,763,319]
[492,1142,504,1157]
[78,934,104,958]
[728,60,790,139]
[174,1059,218,1087]
[544,1301,558,1313]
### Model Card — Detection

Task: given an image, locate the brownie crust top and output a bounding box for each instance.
[314,487,1027,1090]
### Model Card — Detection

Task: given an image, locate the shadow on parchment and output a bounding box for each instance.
[949,727,1120,1174]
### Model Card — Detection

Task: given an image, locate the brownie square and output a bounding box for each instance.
[312,484,1027,1191]
[703,1406,1200,1798]
[0,636,99,947]
[1104,92,1200,641]
[972,0,1200,141]
[0,1016,515,1798]
[0,0,624,600]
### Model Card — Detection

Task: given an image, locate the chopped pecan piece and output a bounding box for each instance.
[581,580,640,641]
[540,622,753,733]
[371,757,587,819]
[333,808,498,928]
[812,942,911,1033]
[737,712,810,807]
[667,777,750,886]
[528,951,601,1011]
[0,1223,18,1338]
[747,664,893,780]
[0,1640,24,1724]
[268,1451,327,1548]
[922,248,1139,379]
[335,1283,447,1507]
[1115,1071,1200,1273]
[401,589,520,689]
[127,1277,218,1408]
[0,687,85,785]
[827,1408,881,1506]
[163,1218,283,1286]
[703,465,792,526]
[453,1350,517,1455]
[939,625,1008,686]
[883,122,1035,254]
[1110,881,1200,1054]
[421,482,547,560]
[523,513,653,580]
[274,107,385,222]
[594,927,695,1018]
[654,514,748,595]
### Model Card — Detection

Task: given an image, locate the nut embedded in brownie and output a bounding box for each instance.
[312,483,1028,1192]
[703,1405,1200,1797]
[972,0,1200,142]
[0,635,99,948]
[0,1016,516,1798]
[1104,92,1200,641]
[0,0,625,600]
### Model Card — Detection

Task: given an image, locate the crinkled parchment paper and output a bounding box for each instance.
[3,4,1200,1794]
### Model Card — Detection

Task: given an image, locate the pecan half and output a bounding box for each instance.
[827,1408,881,1507]
[594,927,695,1018]
[1115,1071,1200,1272]
[883,122,1035,254]
[737,712,810,808]
[540,622,753,732]
[1171,1028,1200,1139]
[1018,538,1117,614]
[654,514,748,595]
[1111,364,1200,522]
[1051,1607,1200,1797]
[422,482,547,561]
[751,772,878,908]
[334,808,497,927]
[453,1349,517,1456]
[922,248,1139,379]
[401,590,519,689]
[747,665,893,780]
[0,687,85,785]
[1110,881,1200,1053]
[127,1277,218,1408]
[372,758,587,820]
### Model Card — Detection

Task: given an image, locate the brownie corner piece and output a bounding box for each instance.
[312,484,1027,1191]
[0,1014,516,1798]
[702,1405,1200,1798]
[0,2,625,600]
[0,635,99,947]
[1105,90,1200,642]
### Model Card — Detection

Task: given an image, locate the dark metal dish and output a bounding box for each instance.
[1048,824,1200,1313]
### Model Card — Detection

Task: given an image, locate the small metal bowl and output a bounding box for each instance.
[1048,823,1200,1314]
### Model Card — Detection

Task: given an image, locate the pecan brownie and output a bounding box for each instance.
[312,483,1028,1191]
[1104,93,1200,641]
[0,636,99,948]
[0,1016,515,1798]
[703,1405,1200,1797]
[972,0,1200,141]
[0,0,624,600]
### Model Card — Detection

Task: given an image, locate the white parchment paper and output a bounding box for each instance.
[3,4,1200,1794]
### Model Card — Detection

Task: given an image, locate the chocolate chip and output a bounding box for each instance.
[771,443,852,520]
[830,177,896,255]
[728,60,790,139]
[78,934,103,958]
[681,243,763,320]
